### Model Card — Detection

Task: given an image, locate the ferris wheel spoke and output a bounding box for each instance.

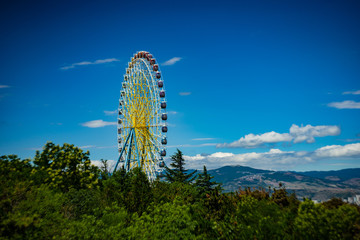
[139,129,162,153]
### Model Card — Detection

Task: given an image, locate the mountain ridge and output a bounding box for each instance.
[207,165,360,201]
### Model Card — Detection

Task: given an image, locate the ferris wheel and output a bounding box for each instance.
[113,51,167,181]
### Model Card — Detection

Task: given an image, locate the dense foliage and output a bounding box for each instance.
[1,142,360,239]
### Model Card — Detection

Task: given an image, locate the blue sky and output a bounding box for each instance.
[1,0,360,171]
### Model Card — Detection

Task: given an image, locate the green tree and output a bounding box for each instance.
[0,155,33,184]
[0,155,34,226]
[127,197,199,239]
[32,142,99,191]
[152,181,199,205]
[61,205,130,240]
[322,197,345,209]
[271,183,290,207]
[294,199,360,240]
[201,186,233,222]
[99,159,111,180]
[237,187,270,201]
[64,188,103,219]
[1,185,68,239]
[164,149,197,184]
[195,165,219,195]
[125,167,153,214]
[102,167,130,206]
[102,167,152,214]
[219,196,288,239]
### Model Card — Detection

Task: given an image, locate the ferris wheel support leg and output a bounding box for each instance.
[133,129,141,168]
[113,129,132,173]
[125,129,134,172]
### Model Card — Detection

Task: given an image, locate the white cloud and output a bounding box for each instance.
[162,57,182,66]
[96,145,117,149]
[80,145,96,149]
[343,90,360,95]
[192,138,216,141]
[217,124,340,148]
[290,124,340,143]
[94,58,119,64]
[81,120,116,128]
[179,92,191,96]
[338,138,360,142]
[166,122,176,127]
[184,143,360,170]
[168,143,217,148]
[104,110,118,116]
[217,131,292,148]
[315,143,360,158]
[0,85,10,89]
[61,58,120,70]
[167,111,178,115]
[328,100,360,109]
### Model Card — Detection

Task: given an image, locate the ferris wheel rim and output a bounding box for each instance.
[114,50,167,181]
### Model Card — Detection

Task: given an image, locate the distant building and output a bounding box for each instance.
[355,195,360,205]
[348,197,354,204]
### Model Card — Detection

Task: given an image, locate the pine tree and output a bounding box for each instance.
[195,165,219,195]
[164,149,197,183]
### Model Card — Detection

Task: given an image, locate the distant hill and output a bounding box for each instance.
[208,166,360,201]
[298,168,360,182]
